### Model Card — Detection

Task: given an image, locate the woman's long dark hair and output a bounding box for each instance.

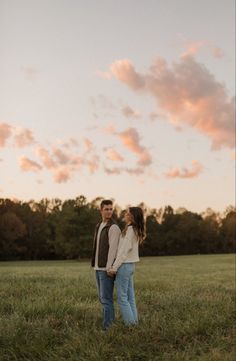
[123,207,146,244]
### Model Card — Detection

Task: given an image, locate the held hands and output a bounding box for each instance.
[107,268,117,277]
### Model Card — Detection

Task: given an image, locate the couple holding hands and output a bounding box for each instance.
[91,199,145,330]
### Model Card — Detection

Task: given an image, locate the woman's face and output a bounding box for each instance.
[124,209,133,224]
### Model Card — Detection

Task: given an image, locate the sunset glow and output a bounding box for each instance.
[0,0,235,212]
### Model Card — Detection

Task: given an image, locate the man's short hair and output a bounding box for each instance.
[100,199,113,209]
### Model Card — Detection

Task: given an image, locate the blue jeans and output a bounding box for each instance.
[115,263,138,325]
[95,270,115,329]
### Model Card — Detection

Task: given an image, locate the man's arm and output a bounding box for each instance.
[106,224,121,270]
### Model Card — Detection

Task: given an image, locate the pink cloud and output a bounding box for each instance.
[84,138,94,151]
[125,167,144,175]
[137,152,152,166]
[118,128,144,153]
[110,57,235,150]
[122,106,141,119]
[36,141,100,180]
[36,146,85,182]
[36,147,56,169]
[181,40,224,59]
[0,122,12,147]
[53,167,72,183]
[104,166,122,175]
[104,166,144,175]
[0,121,102,183]
[96,70,112,79]
[59,137,78,148]
[86,155,99,173]
[106,149,124,162]
[149,112,165,121]
[14,128,35,148]
[71,155,84,168]
[69,138,79,147]
[0,122,36,149]
[19,156,42,172]
[165,160,203,179]
[110,59,144,90]
[118,128,152,166]
[212,47,224,59]
[181,40,206,58]
[103,124,116,134]
[71,153,99,173]
[52,147,71,165]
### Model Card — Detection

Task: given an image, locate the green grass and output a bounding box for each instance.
[0,255,235,361]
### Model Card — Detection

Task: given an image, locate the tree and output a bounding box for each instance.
[140,210,161,256]
[0,197,234,260]
[0,212,26,260]
[220,209,236,252]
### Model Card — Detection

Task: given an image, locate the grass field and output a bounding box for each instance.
[0,254,235,361]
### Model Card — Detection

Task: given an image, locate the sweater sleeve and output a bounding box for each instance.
[105,224,121,270]
[111,226,134,271]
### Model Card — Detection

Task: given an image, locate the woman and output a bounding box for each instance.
[107,207,145,325]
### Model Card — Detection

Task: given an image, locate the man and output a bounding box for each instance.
[91,199,121,330]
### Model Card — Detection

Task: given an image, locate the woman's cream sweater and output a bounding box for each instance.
[112,225,140,271]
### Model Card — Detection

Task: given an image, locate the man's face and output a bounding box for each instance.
[100,204,113,221]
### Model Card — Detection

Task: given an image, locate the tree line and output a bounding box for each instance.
[0,196,235,261]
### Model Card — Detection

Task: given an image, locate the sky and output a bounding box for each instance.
[0,0,235,213]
